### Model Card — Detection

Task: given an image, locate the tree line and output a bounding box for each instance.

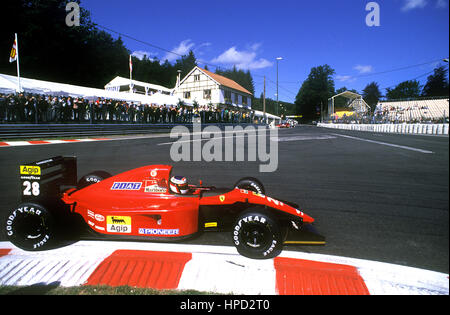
[294,64,449,121]
[0,0,257,103]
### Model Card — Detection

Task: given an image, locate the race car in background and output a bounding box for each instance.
[5,156,324,259]
[276,119,297,128]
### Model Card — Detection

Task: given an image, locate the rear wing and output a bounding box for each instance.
[19,156,77,202]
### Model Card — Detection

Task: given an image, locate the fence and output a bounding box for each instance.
[317,123,449,135]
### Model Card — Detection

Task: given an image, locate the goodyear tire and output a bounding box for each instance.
[5,203,55,251]
[77,170,112,189]
[232,209,283,259]
[234,177,265,195]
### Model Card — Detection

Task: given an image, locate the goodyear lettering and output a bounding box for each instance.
[111,182,142,190]
[33,235,50,249]
[6,207,47,248]
[263,240,277,256]
[20,165,41,175]
[233,215,267,246]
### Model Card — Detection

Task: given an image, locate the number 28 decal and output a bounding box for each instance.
[23,181,40,196]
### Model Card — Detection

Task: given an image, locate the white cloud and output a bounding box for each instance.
[354,64,373,74]
[193,42,212,55]
[162,39,196,63]
[131,50,157,60]
[211,44,273,70]
[335,75,353,82]
[401,0,428,11]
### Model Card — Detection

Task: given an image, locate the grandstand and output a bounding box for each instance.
[328,91,370,121]
[376,98,449,123]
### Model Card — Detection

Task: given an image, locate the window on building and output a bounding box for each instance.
[203,89,211,100]
[242,96,248,105]
[234,94,239,104]
[194,74,200,82]
[224,90,231,103]
[184,91,191,99]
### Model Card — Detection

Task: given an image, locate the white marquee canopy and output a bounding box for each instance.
[0,73,180,105]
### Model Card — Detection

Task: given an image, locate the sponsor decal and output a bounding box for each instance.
[150,170,157,177]
[266,196,284,206]
[87,209,105,222]
[219,195,225,202]
[144,180,167,193]
[204,222,218,228]
[111,182,142,190]
[252,191,265,197]
[20,165,41,176]
[138,228,179,236]
[107,216,131,233]
[251,192,285,206]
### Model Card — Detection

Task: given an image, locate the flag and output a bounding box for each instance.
[9,38,17,63]
[129,55,132,73]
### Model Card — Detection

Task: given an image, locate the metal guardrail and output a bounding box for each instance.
[0,123,262,140]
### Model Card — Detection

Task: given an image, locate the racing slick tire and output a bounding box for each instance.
[234,177,265,195]
[232,208,283,259]
[5,203,55,251]
[77,170,112,189]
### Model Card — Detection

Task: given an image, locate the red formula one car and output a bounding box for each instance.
[5,156,324,259]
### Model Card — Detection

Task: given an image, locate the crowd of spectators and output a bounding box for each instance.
[0,93,256,124]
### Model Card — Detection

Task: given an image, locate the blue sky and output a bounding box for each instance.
[82,0,449,103]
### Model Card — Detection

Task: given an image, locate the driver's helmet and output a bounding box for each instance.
[169,176,189,194]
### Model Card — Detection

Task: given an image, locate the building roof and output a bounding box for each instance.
[197,67,252,96]
[329,90,362,100]
[105,76,172,93]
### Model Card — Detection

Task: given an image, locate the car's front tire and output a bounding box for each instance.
[77,170,112,189]
[232,208,283,259]
[5,203,55,251]
[234,177,265,195]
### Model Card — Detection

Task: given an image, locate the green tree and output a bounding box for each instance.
[422,65,449,97]
[215,66,255,96]
[295,65,335,121]
[386,80,422,100]
[362,82,382,113]
[333,87,359,108]
[174,50,197,80]
[0,0,131,89]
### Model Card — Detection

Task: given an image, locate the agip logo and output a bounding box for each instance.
[20,165,41,176]
[107,216,132,233]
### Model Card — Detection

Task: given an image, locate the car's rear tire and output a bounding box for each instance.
[234,177,265,195]
[5,203,55,251]
[77,170,112,189]
[232,208,283,259]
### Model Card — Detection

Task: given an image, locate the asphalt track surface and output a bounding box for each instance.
[0,125,448,274]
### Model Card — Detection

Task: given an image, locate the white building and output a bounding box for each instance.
[174,66,252,109]
[105,76,172,96]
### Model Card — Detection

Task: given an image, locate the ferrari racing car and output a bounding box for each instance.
[5,156,325,259]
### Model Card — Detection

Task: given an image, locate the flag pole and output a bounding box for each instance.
[15,33,22,93]
[129,54,132,93]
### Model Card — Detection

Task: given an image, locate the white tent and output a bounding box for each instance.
[253,110,281,120]
[0,75,19,93]
[105,76,173,95]
[0,73,157,103]
[147,92,181,106]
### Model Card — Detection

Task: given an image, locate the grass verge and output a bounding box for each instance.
[0,284,217,295]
